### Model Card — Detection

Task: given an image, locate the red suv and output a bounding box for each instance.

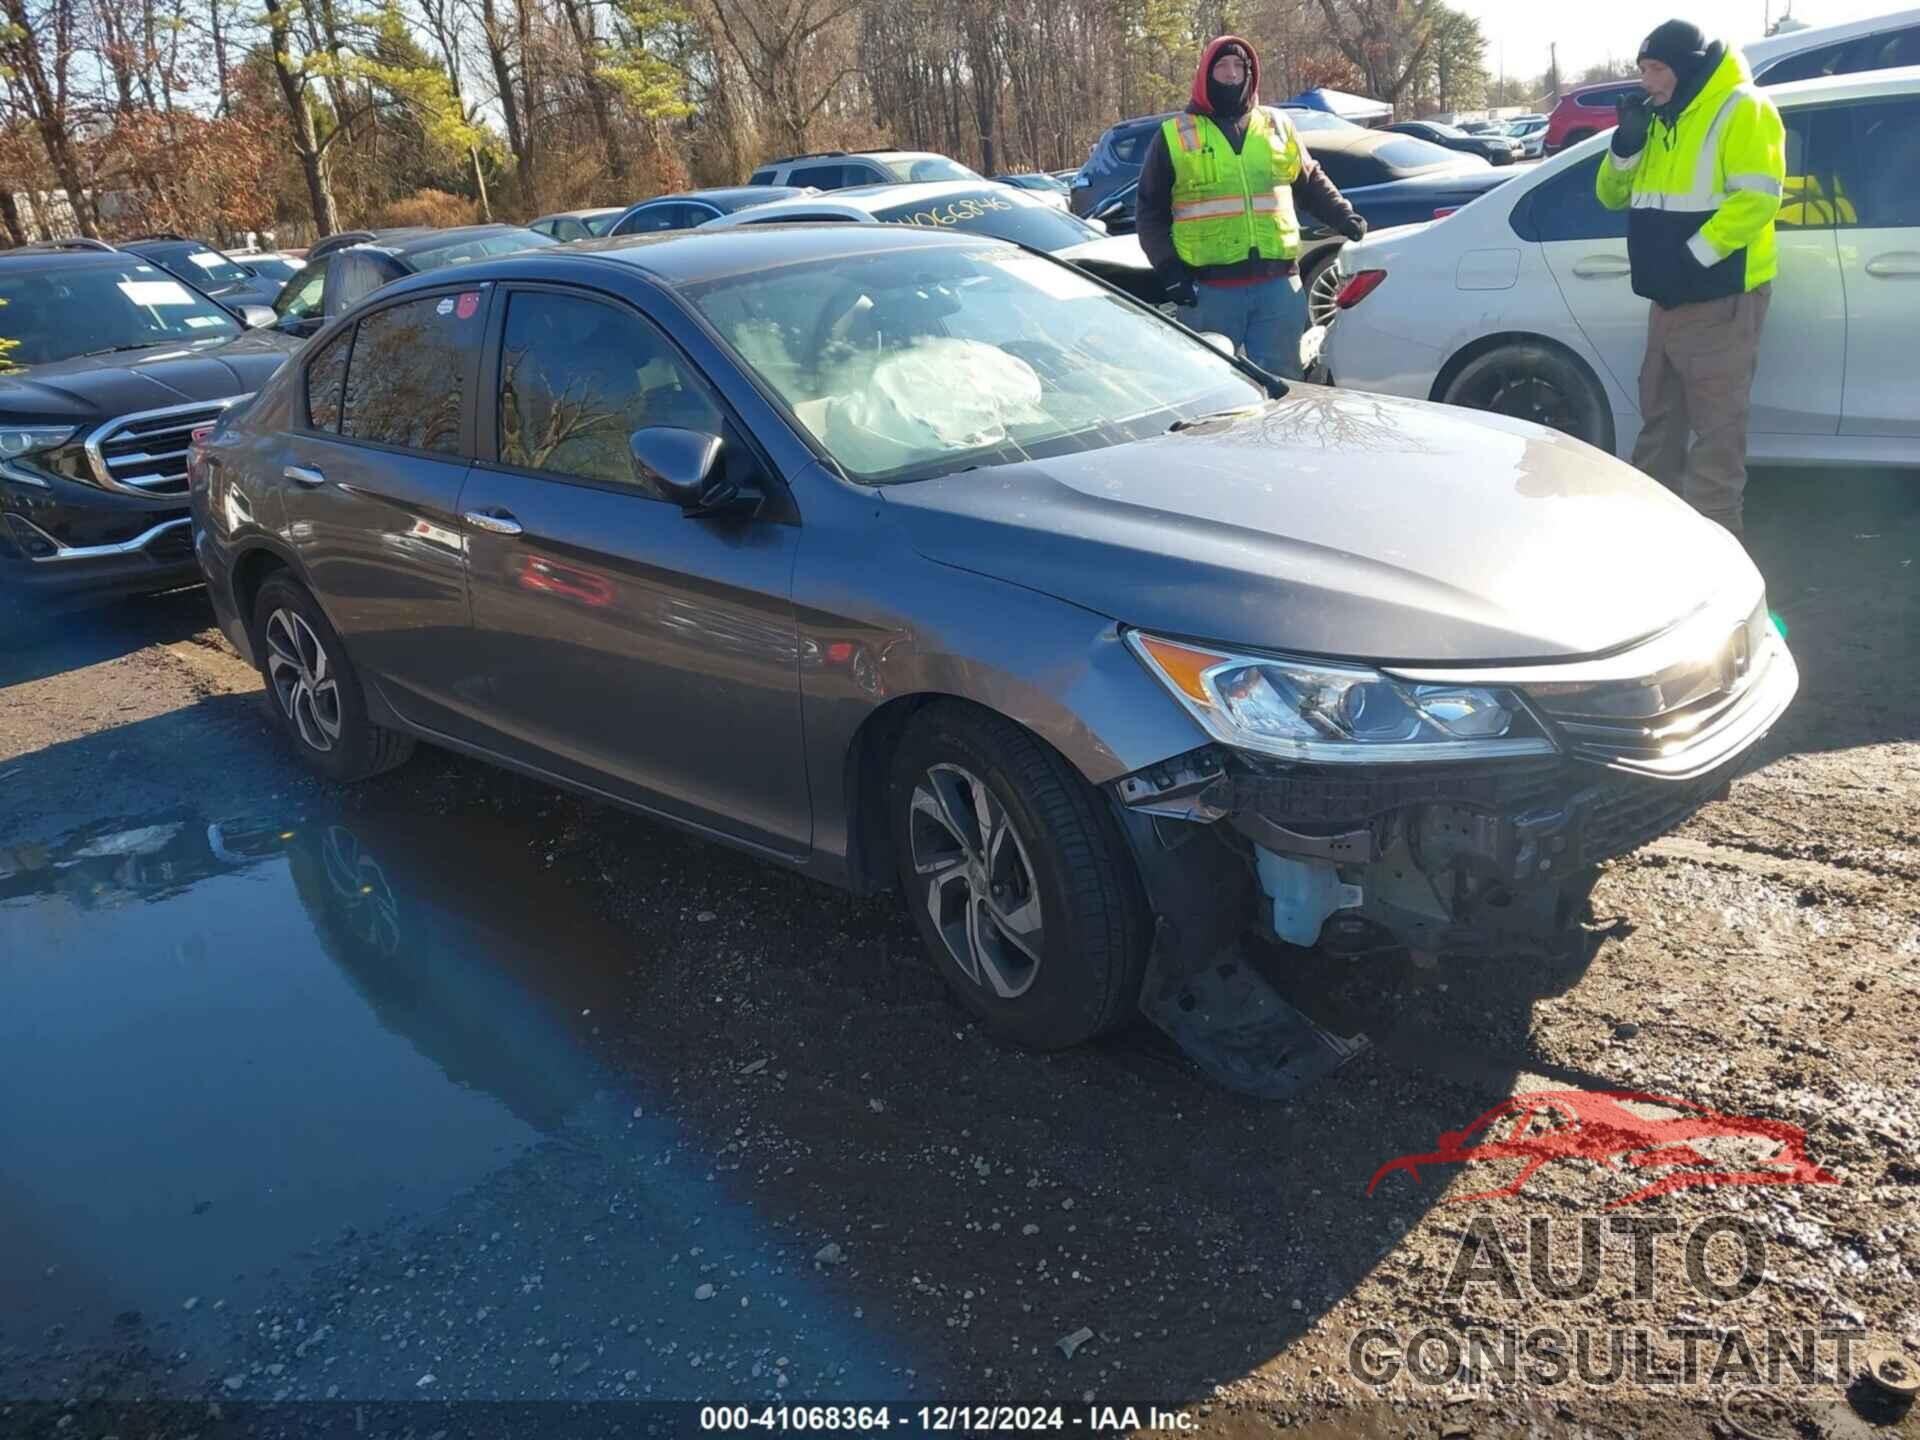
[1542,78,1645,156]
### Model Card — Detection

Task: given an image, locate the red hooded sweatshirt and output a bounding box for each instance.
[1135,35,1357,286]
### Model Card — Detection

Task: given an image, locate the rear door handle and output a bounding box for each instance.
[283,464,326,486]
[1570,255,1632,278]
[1863,253,1920,278]
[463,509,524,536]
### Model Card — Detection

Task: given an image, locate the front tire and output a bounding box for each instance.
[888,703,1151,1050]
[1440,342,1615,451]
[253,574,415,783]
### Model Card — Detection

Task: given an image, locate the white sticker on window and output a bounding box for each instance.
[118,280,197,306]
[187,250,227,270]
[990,253,1103,302]
[435,297,454,316]
[184,315,224,328]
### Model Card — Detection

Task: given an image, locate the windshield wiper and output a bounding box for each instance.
[72,342,177,360]
[1166,404,1264,433]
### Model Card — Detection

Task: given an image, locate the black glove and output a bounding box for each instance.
[1337,212,1368,243]
[1612,93,1652,156]
[1164,270,1198,308]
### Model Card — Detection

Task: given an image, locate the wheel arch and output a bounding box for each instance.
[1429,330,1618,455]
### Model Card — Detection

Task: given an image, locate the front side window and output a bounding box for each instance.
[305,325,352,431]
[0,260,241,369]
[790,163,849,189]
[339,291,483,455]
[616,203,693,235]
[1756,39,1849,84]
[275,261,328,321]
[1515,155,1626,242]
[1829,98,1920,229]
[682,243,1263,484]
[495,290,722,495]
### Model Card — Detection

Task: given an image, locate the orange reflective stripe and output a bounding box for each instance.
[1171,196,1249,222]
[1175,115,1200,151]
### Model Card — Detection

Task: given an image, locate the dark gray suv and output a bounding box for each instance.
[190,226,1795,1071]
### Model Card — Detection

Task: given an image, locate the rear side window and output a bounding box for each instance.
[615,203,694,234]
[789,163,848,189]
[275,260,327,321]
[1511,155,1626,242]
[340,292,482,455]
[305,326,352,431]
[1830,98,1920,229]
[749,169,776,185]
[1756,39,1851,84]
[1852,25,1920,73]
[495,290,722,497]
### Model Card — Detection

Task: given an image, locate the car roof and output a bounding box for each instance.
[703,179,1050,221]
[0,247,133,271]
[387,223,539,254]
[401,223,998,293]
[1746,6,1920,64]
[534,207,625,222]
[1762,60,1920,104]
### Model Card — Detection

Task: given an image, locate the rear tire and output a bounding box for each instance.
[888,703,1151,1050]
[1303,251,1344,330]
[1440,342,1615,451]
[253,574,415,783]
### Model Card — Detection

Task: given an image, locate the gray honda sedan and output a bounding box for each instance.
[190,225,1795,1064]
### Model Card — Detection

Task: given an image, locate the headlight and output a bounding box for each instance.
[1127,631,1556,764]
[0,426,77,461]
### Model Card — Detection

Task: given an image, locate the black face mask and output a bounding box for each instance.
[1205,52,1251,117]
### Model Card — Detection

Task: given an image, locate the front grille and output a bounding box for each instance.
[85,400,239,496]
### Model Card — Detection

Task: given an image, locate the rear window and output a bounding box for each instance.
[884,155,980,184]
[1369,136,1469,173]
[406,229,555,271]
[873,191,1101,251]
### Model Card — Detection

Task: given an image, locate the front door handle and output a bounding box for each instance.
[1863,252,1920,278]
[464,509,524,536]
[1570,254,1632,278]
[283,464,326,486]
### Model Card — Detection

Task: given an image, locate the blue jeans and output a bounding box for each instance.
[1184,272,1309,380]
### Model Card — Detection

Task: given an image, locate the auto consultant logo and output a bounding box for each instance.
[1366,1089,1838,1208]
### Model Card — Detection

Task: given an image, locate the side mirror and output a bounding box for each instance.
[1199,331,1236,359]
[239,304,277,329]
[1083,217,1109,235]
[629,426,750,517]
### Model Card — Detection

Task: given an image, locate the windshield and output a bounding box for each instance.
[884,155,982,184]
[681,243,1263,484]
[247,255,304,281]
[407,228,557,272]
[1285,109,1362,132]
[146,243,254,287]
[1372,135,1470,175]
[0,261,241,369]
[873,191,1103,252]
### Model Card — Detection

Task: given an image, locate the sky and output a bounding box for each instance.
[1453,0,1904,80]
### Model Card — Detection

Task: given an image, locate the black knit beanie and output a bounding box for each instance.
[1637,19,1712,84]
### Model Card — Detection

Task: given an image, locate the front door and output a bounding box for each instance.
[1532,121,1844,438]
[1829,96,1920,436]
[458,284,810,857]
[279,286,491,737]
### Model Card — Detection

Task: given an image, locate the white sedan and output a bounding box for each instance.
[1324,67,1920,468]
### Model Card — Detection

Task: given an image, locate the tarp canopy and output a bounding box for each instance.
[1283,87,1393,125]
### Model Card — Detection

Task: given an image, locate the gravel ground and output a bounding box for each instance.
[1,465,1915,1440]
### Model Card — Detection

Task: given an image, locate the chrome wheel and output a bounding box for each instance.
[264,607,343,753]
[1307,261,1344,329]
[908,763,1044,999]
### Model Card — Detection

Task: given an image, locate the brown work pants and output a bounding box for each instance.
[1629,283,1772,536]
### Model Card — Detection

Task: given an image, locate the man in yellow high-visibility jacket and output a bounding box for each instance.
[1136,35,1365,380]
[1597,20,1786,537]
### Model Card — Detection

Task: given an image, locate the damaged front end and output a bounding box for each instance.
[1109,603,1798,1098]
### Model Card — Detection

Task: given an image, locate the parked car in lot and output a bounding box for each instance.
[0,244,294,602]
[1505,116,1549,160]
[1542,80,1647,156]
[748,150,981,189]
[1386,119,1522,165]
[269,224,555,339]
[607,186,816,235]
[696,180,1169,307]
[230,250,307,285]
[191,224,1795,1057]
[528,208,627,242]
[1070,106,1361,217]
[119,234,288,309]
[1325,68,1920,467]
[1085,126,1516,326]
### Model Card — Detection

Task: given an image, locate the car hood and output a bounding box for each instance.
[1055,232,1152,272]
[881,387,1755,664]
[0,330,298,424]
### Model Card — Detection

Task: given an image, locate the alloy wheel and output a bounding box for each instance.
[1308,263,1344,329]
[908,763,1044,999]
[1476,366,1579,435]
[264,608,343,753]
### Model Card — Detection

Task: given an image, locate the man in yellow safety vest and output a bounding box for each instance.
[1597,19,1786,537]
[1136,35,1367,379]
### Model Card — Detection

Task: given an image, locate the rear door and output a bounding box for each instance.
[456,283,810,856]
[1830,95,1920,436]
[1532,115,1844,435]
[277,285,490,737]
